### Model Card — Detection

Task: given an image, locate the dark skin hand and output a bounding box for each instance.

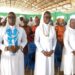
[47,50,54,57]
[0,50,2,55]
[72,51,75,55]
[42,50,54,57]
[10,46,19,53]
[5,46,20,53]
[42,51,48,57]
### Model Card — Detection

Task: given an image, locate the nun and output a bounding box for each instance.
[34,11,57,75]
[63,15,75,75]
[0,12,27,75]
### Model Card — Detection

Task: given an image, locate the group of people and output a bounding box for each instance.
[0,11,75,75]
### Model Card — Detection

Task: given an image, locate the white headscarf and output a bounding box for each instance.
[1,17,6,23]
[39,11,51,27]
[66,15,75,28]
[56,16,65,26]
[56,16,64,19]
[18,15,26,26]
[39,11,52,36]
[5,15,19,28]
[19,15,25,18]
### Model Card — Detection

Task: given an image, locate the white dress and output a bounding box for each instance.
[0,25,27,75]
[63,27,75,75]
[34,24,57,75]
[0,26,3,75]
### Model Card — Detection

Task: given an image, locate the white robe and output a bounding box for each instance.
[0,26,3,75]
[0,26,4,75]
[63,27,75,75]
[0,25,27,75]
[34,25,57,75]
[27,21,34,27]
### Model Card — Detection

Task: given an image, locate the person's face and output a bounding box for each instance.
[20,17,24,21]
[2,21,6,26]
[70,19,75,29]
[57,18,64,25]
[35,18,40,25]
[8,14,16,26]
[43,13,51,24]
[30,17,32,21]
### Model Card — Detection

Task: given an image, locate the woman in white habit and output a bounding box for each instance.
[62,15,75,75]
[0,12,27,75]
[34,11,57,75]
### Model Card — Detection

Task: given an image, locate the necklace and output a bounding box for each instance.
[42,24,50,37]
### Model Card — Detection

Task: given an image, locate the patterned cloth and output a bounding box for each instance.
[6,27,19,46]
[55,25,65,43]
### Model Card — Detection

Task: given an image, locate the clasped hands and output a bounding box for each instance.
[5,46,23,53]
[42,50,54,57]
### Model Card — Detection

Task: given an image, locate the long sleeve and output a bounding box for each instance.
[20,29,27,50]
[64,30,73,53]
[34,27,43,52]
[52,28,57,51]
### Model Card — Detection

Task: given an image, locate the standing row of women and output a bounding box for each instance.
[0,11,75,75]
[34,11,75,75]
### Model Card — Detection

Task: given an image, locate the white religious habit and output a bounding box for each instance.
[34,20,57,75]
[0,22,6,75]
[0,24,27,75]
[62,15,75,75]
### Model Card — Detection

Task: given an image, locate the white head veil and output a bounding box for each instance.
[5,12,19,28]
[56,16,65,26]
[1,17,6,23]
[66,15,75,28]
[56,16,64,19]
[18,15,25,26]
[39,12,44,27]
[38,11,52,37]
[19,15,25,18]
[39,11,51,27]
